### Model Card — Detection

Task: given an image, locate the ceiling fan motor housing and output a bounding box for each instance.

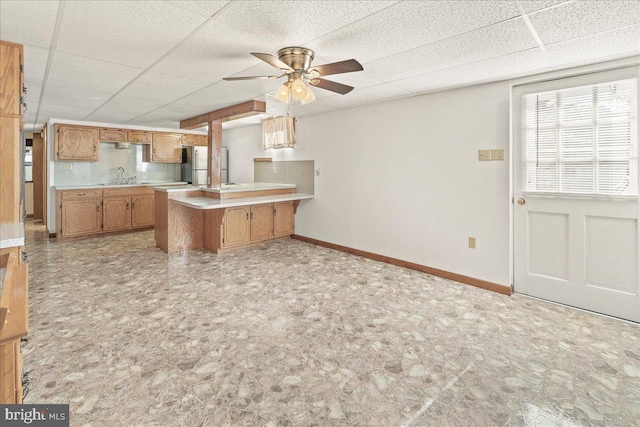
[278,47,315,72]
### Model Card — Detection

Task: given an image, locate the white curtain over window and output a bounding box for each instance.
[521,77,638,197]
[262,116,295,149]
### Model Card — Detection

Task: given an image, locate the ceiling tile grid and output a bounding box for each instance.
[0,0,60,48]
[306,1,521,64]
[54,0,213,69]
[1,0,638,132]
[527,0,640,45]
[364,17,538,82]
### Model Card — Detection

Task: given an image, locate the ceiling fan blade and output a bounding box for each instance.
[251,53,294,72]
[223,75,281,81]
[310,59,363,76]
[309,78,354,95]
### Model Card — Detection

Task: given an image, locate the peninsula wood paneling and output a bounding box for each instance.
[0,117,20,224]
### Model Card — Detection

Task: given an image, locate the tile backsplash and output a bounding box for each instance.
[53,143,180,186]
[254,160,314,195]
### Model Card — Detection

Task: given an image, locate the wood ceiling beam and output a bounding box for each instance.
[180,100,267,130]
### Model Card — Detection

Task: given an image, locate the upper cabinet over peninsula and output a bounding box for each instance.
[52,123,206,163]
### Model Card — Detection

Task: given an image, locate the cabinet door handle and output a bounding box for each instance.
[77,193,86,196]
[96,205,100,212]
[246,212,249,220]
[126,203,129,209]
[131,202,135,209]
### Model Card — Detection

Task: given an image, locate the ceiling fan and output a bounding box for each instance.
[223,47,363,105]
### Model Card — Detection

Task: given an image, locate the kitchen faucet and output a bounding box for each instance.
[116,167,125,184]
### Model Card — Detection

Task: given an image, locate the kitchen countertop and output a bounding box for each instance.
[55,181,188,191]
[153,182,297,193]
[172,193,313,210]
[0,222,25,249]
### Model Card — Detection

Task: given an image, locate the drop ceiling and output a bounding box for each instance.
[1,0,639,132]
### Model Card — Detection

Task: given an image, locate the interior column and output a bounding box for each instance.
[207,120,222,188]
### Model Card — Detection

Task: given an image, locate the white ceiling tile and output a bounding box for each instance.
[119,71,210,102]
[175,83,260,108]
[47,52,143,93]
[215,1,399,47]
[92,95,166,115]
[546,24,640,67]
[152,21,281,83]
[84,110,143,124]
[166,1,231,17]
[126,104,207,126]
[0,0,59,48]
[518,0,569,14]
[529,0,640,45]
[314,83,412,109]
[392,48,550,93]
[42,85,112,110]
[24,83,42,111]
[365,17,537,82]
[307,1,521,64]
[56,1,211,68]
[37,103,96,122]
[23,45,50,84]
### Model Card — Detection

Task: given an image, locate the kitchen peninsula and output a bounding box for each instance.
[154,183,313,254]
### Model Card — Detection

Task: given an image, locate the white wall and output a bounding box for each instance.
[224,81,512,287]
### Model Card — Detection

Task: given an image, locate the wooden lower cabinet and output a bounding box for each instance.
[223,206,251,247]
[57,187,156,240]
[273,201,295,237]
[132,195,154,228]
[251,204,274,241]
[0,340,20,403]
[103,197,131,232]
[220,202,295,250]
[60,199,102,237]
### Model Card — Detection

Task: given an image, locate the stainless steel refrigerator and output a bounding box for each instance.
[181,146,228,186]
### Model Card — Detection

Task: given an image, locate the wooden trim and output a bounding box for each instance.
[205,188,295,200]
[291,235,512,296]
[55,226,152,243]
[180,100,267,129]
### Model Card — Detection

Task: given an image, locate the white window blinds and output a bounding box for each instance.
[262,116,295,149]
[522,78,638,196]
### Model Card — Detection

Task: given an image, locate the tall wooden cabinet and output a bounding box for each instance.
[0,40,29,405]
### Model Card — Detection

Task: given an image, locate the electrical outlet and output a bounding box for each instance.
[478,150,491,161]
[64,163,72,170]
[272,167,277,175]
[491,149,505,161]
[468,237,476,249]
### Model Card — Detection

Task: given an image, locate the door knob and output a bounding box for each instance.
[517,198,526,205]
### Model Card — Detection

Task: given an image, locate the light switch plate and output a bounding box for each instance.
[478,150,491,161]
[468,237,476,249]
[491,149,505,161]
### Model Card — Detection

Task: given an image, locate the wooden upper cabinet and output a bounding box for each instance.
[250,204,274,242]
[223,206,250,247]
[55,125,99,161]
[131,195,154,228]
[127,130,151,144]
[103,197,131,232]
[273,201,295,237]
[0,42,23,116]
[181,134,199,146]
[144,133,182,163]
[99,128,127,142]
[60,199,102,237]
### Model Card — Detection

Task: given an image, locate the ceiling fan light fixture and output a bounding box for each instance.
[301,87,315,104]
[276,83,290,104]
[291,78,308,101]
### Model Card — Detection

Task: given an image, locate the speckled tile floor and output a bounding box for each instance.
[21,220,640,426]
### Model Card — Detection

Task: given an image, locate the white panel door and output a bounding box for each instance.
[513,70,640,322]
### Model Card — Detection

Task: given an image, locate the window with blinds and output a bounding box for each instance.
[522,78,638,196]
[262,116,295,149]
